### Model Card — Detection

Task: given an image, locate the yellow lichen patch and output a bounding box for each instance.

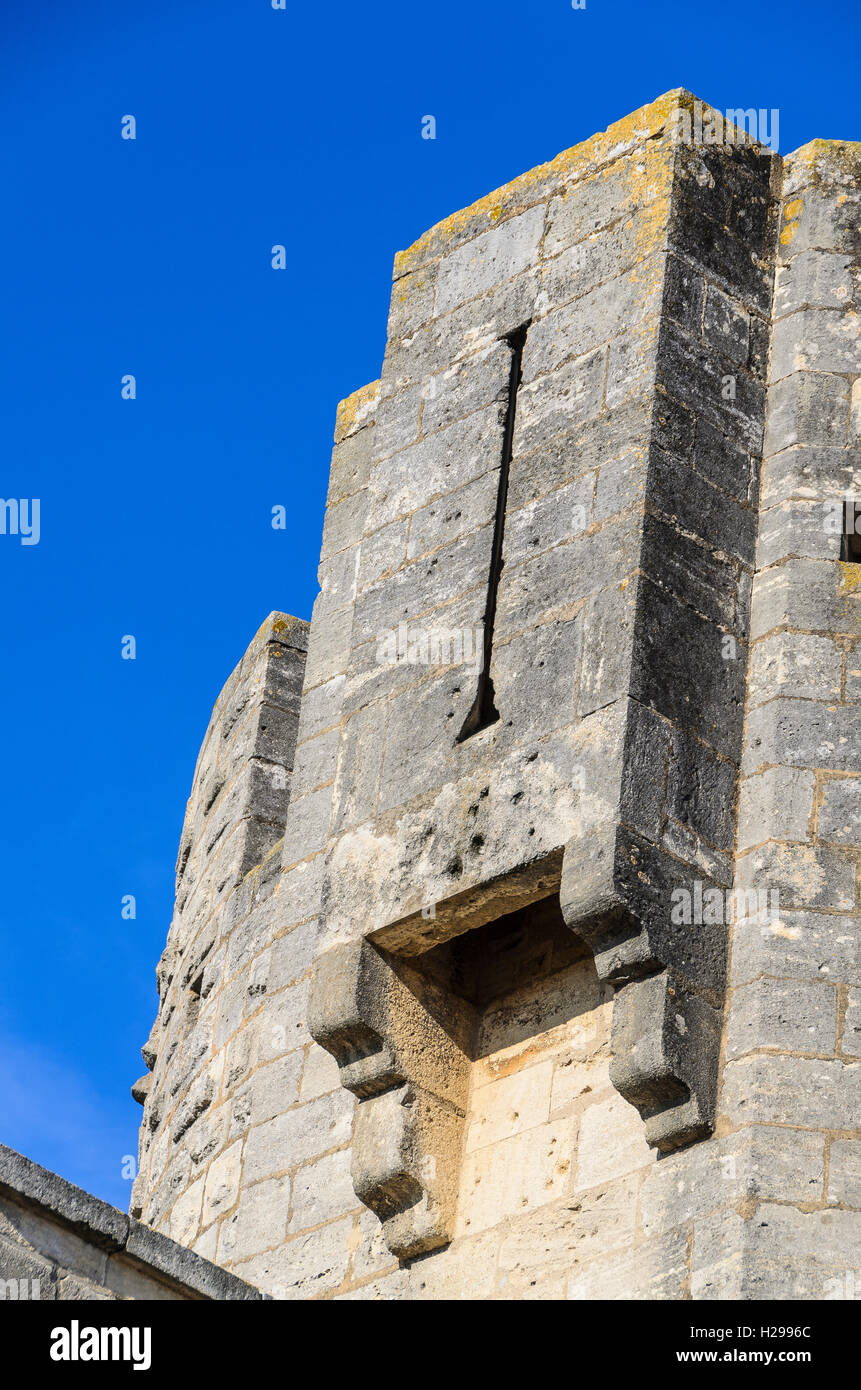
[792,138,861,160]
[780,197,803,247]
[632,191,673,257]
[252,611,305,648]
[838,562,861,595]
[394,88,692,277]
[785,139,861,193]
[334,378,381,443]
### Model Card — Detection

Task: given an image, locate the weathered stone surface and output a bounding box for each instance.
[435,205,545,315]
[729,909,861,989]
[725,977,838,1059]
[827,1141,861,1207]
[0,1146,262,1301]
[818,776,861,844]
[126,99,861,1304]
[722,1054,861,1131]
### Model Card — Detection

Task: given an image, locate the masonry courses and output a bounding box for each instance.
[4,88,859,1303]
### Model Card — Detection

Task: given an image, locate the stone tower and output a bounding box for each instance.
[134,91,861,1300]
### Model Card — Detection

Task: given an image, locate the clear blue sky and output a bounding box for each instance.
[0,0,857,1209]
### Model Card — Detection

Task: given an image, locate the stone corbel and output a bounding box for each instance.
[560,822,725,1151]
[307,938,472,1258]
[310,818,726,1261]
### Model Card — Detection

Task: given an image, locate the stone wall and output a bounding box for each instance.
[133,401,384,1297]
[131,612,309,1259]
[0,1145,262,1300]
[715,137,861,1298]
[135,93,861,1300]
[304,88,772,1293]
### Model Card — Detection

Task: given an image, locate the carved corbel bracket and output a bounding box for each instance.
[307,938,471,1259]
[560,822,725,1152]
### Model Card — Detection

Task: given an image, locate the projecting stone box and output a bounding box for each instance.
[306,89,768,1258]
[130,91,861,1301]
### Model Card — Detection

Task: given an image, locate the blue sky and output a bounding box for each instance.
[0,0,857,1209]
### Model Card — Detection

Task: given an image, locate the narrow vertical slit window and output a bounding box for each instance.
[457,322,529,743]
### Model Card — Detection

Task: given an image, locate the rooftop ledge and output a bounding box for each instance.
[0,1142,266,1301]
[393,88,859,279]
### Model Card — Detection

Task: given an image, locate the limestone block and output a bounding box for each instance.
[760,443,861,509]
[497,1174,639,1287]
[721,1054,861,1131]
[818,777,861,845]
[420,340,510,438]
[725,977,838,1059]
[736,766,816,850]
[735,840,856,912]
[366,404,507,531]
[827,1141,861,1207]
[387,267,436,341]
[435,205,545,315]
[742,698,861,776]
[326,420,377,510]
[573,1092,654,1190]
[729,909,861,989]
[170,1177,204,1248]
[756,500,840,569]
[770,308,860,381]
[466,1062,554,1153]
[406,471,499,562]
[233,1217,353,1300]
[242,1090,353,1187]
[566,1228,689,1301]
[218,1177,290,1265]
[763,372,850,454]
[703,283,750,363]
[297,1046,339,1107]
[457,1116,576,1238]
[514,346,607,454]
[201,1140,242,1227]
[774,249,855,317]
[841,991,861,1057]
[289,1149,356,1234]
